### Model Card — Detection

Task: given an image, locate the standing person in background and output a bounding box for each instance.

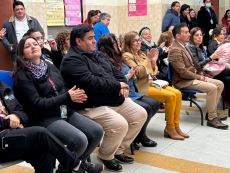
[83,10,98,27]
[180,4,193,30]
[95,10,102,23]
[222,10,230,31]
[190,9,198,28]
[1,1,44,64]
[162,1,180,32]
[94,13,111,42]
[55,29,71,56]
[197,0,217,46]
[211,3,219,25]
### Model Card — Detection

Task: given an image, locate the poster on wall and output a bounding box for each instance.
[128,0,147,16]
[46,0,65,26]
[64,0,82,26]
[195,0,204,6]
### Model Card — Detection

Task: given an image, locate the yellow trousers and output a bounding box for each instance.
[148,86,182,129]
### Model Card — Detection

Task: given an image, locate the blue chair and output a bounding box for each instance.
[0,71,13,90]
[168,64,204,126]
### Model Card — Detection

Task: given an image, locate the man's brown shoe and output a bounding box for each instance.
[205,113,227,121]
[207,117,229,129]
[217,112,227,120]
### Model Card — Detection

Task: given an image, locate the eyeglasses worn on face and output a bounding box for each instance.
[133,38,142,43]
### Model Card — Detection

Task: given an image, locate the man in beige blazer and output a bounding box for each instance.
[168,23,228,129]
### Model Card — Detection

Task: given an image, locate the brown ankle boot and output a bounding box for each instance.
[164,127,184,140]
[175,127,189,138]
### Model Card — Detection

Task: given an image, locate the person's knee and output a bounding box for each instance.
[135,105,147,122]
[91,123,104,141]
[106,118,128,137]
[165,92,176,103]
[71,133,88,153]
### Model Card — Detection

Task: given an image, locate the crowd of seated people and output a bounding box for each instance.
[1,0,230,172]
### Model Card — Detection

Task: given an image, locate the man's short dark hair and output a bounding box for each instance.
[172,23,188,38]
[23,28,40,37]
[203,0,211,3]
[13,1,24,10]
[70,24,94,47]
[171,1,180,8]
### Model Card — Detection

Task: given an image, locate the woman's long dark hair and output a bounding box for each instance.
[12,36,42,77]
[224,10,230,21]
[84,10,97,26]
[97,33,126,71]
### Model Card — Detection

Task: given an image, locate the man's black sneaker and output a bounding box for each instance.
[73,161,104,173]
[114,153,134,164]
[97,156,122,172]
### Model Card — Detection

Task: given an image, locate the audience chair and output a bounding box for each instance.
[0,71,13,90]
[168,64,204,125]
[0,160,23,169]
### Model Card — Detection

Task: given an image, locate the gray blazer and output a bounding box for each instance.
[1,14,44,62]
[188,43,212,68]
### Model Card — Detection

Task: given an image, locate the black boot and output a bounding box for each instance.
[140,134,157,147]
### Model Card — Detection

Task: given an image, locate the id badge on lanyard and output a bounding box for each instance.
[48,78,68,119]
[210,19,213,24]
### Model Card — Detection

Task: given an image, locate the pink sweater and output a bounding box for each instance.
[217,43,230,69]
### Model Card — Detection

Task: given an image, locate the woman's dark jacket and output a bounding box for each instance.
[207,40,218,57]
[60,47,127,111]
[0,80,28,134]
[180,14,193,30]
[191,17,198,28]
[42,47,63,69]
[188,43,212,68]
[13,62,74,127]
[140,42,168,76]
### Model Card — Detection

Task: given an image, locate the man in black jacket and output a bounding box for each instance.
[60,24,147,172]
[0,80,103,173]
[197,0,217,46]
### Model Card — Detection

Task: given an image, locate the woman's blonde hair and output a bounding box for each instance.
[55,29,71,55]
[121,31,142,56]
[157,31,173,47]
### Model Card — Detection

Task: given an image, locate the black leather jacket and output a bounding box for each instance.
[188,43,212,68]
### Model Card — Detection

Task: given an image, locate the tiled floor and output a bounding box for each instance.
[2,94,230,173]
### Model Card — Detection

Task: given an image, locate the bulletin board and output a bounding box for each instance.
[46,0,65,26]
[128,0,147,16]
[64,0,82,26]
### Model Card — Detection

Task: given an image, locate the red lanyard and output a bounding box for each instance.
[47,78,59,96]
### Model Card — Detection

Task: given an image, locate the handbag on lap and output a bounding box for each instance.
[203,61,225,78]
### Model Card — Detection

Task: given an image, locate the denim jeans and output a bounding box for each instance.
[47,112,103,160]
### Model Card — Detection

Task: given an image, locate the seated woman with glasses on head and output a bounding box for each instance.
[122,31,189,140]
[97,33,160,149]
[23,29,63,69]
[12,36,104,173]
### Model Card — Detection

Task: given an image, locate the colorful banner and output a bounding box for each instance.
[64,0,82,26]
[46,0,65,26]
[128,0,147,16]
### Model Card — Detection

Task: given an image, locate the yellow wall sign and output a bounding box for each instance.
[46,0,65,26]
